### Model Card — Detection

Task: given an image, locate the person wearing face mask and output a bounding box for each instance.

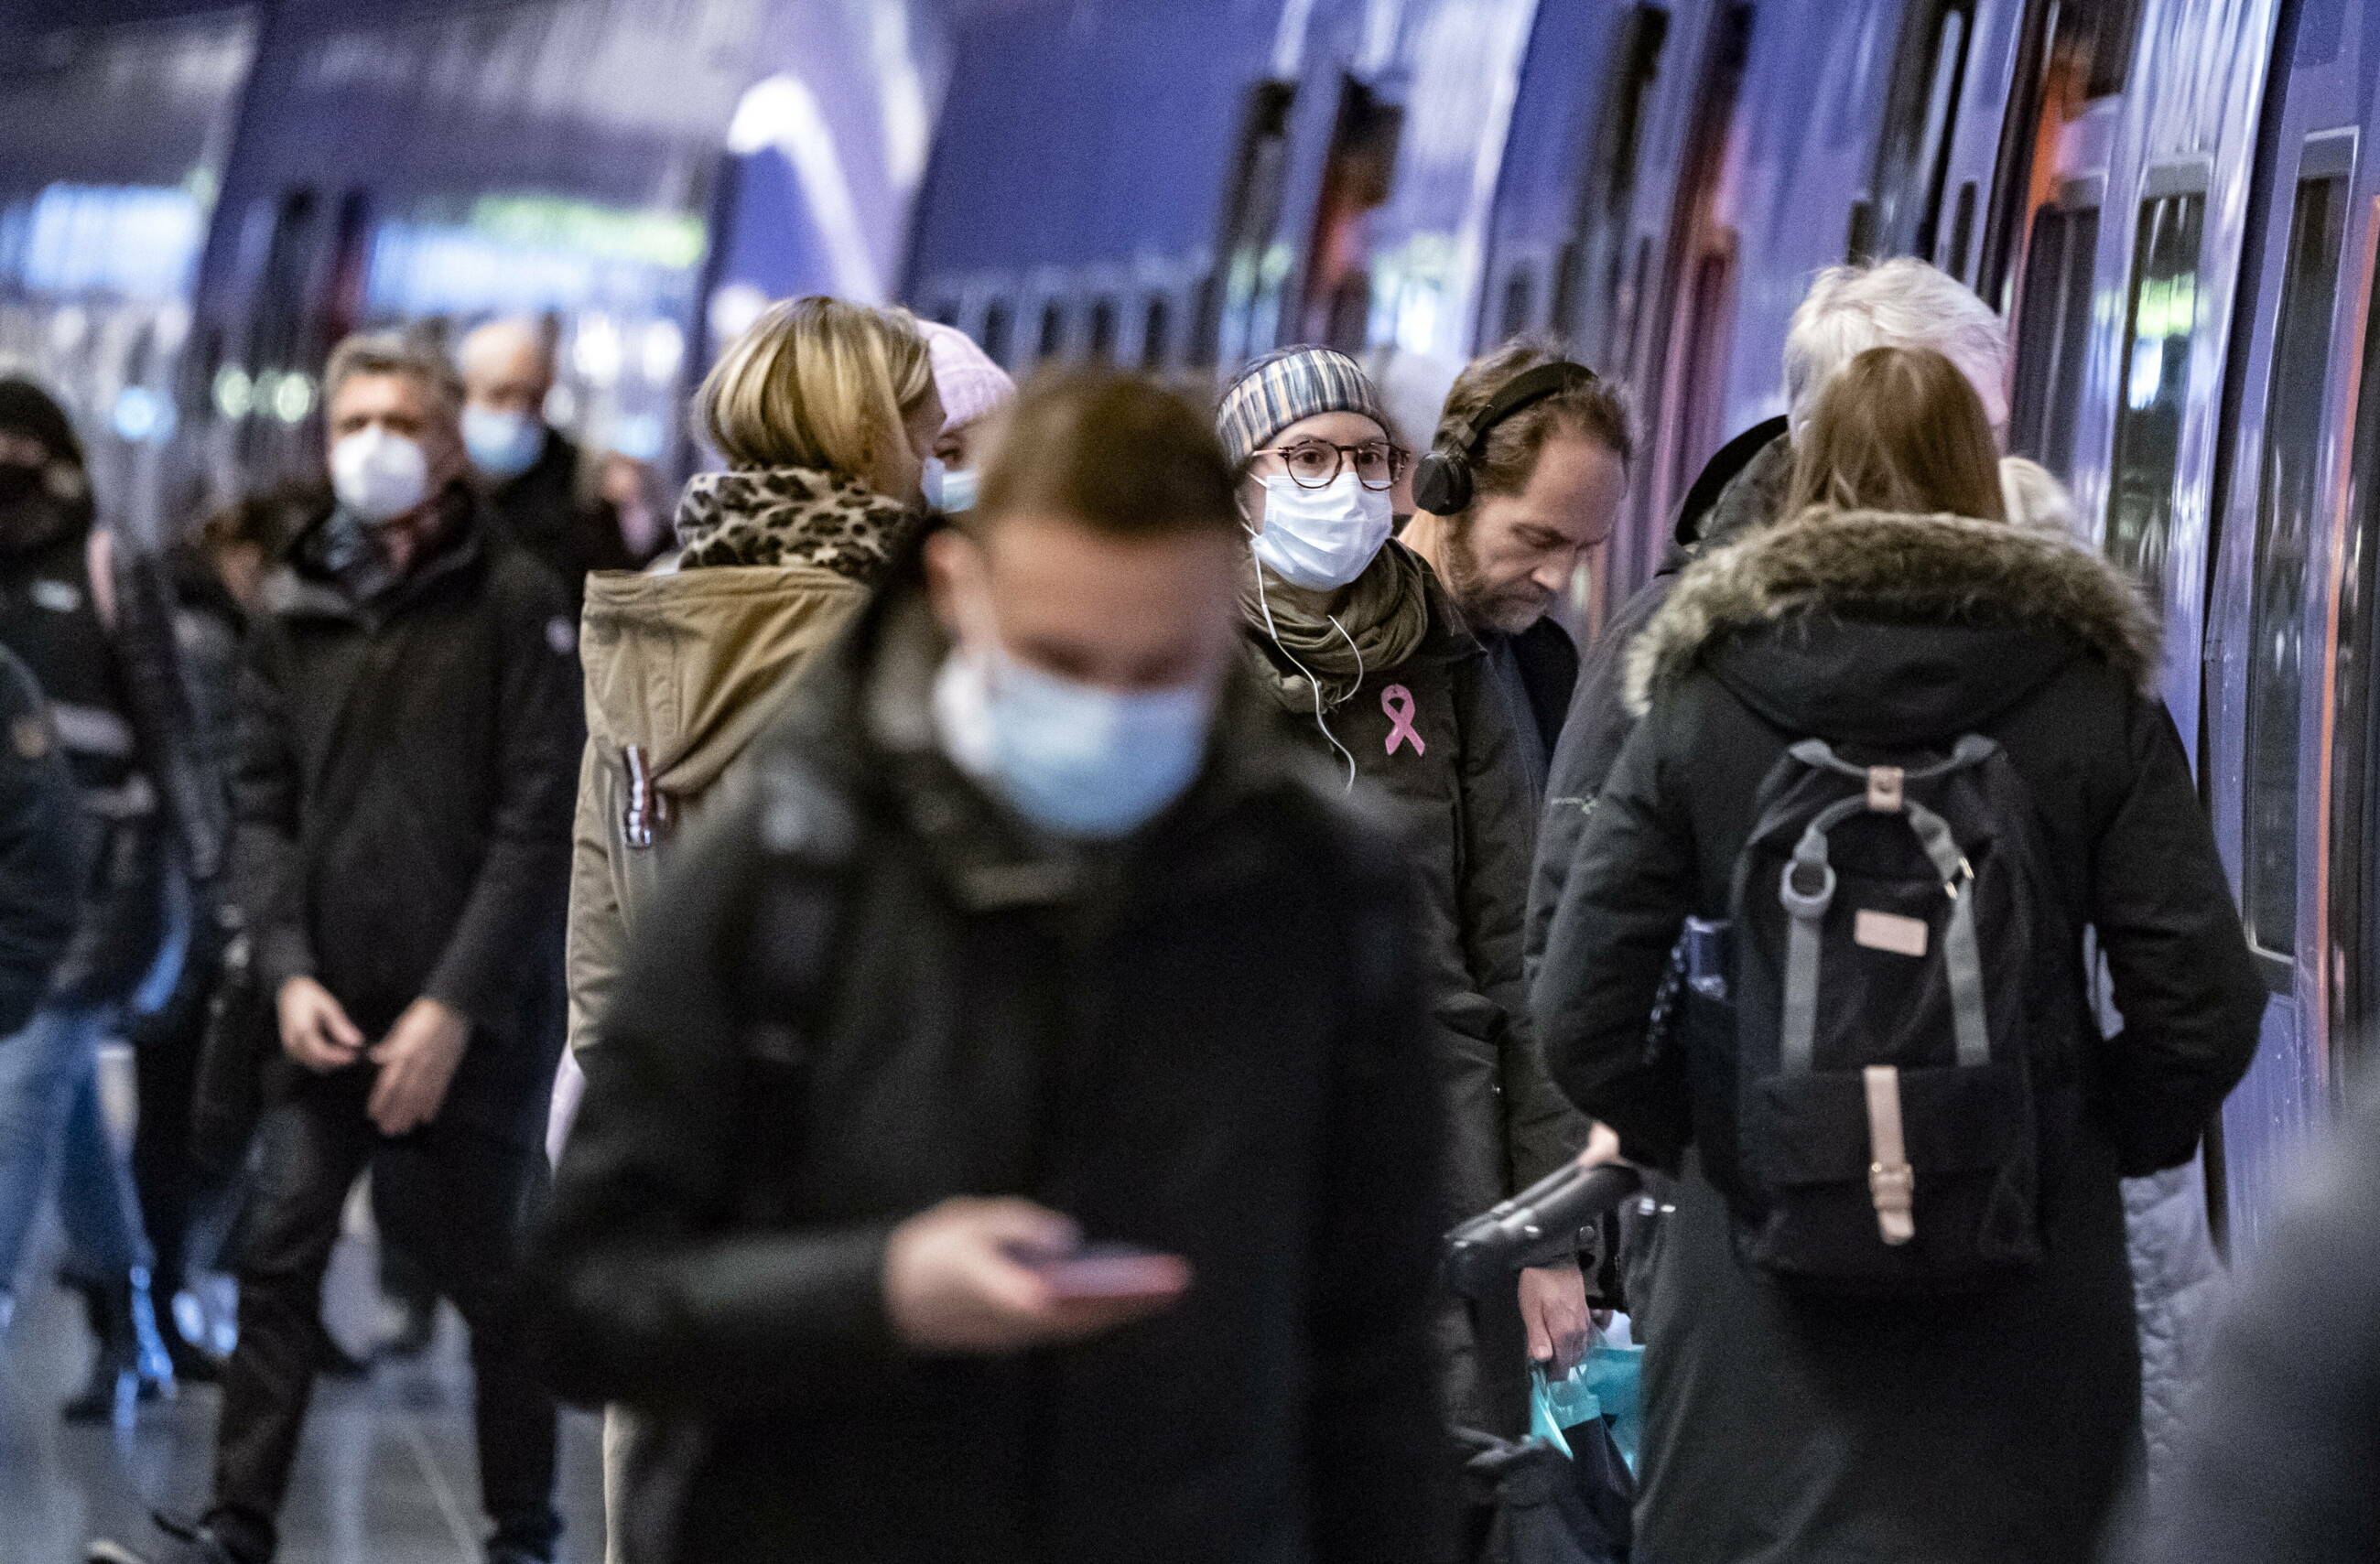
[1216,346,1594,1450]
[94,335,581,1564]
[920,319,1017,514]
[0,378,224,1421]
[557,294,939,1564]
[526,369,1452,1564]
[457,318,652,610]
[1399,338,1631,777]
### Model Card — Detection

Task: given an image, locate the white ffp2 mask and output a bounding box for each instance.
[330,427,431,523]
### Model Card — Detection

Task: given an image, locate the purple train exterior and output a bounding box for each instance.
[6,0,2380,1247]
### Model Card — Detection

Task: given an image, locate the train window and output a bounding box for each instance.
[1499,266,1535,340]
[1552,5,1668,351]
[1037,300,1066,361]
[1945,180,1977,281]
[2105,186,2206,591]
[1211,80,1298,365]
[2331,202,2380,1071]
[979,299,1013,369]
[2244,159,2352,965]
[1141,295,1172,372]
[1868,0,1974,261]
[1845,200,1877,264]
[2008,198,2099,477]
[1087,297,1118,362]
[1296,75,1403,350]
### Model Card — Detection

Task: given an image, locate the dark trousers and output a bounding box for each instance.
[211,1077,558,1559]
[129,904,230,1299]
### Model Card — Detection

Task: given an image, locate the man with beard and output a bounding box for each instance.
[1400,339,1629,779]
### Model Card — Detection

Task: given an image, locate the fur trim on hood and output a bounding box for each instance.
[1625,508,2160,715]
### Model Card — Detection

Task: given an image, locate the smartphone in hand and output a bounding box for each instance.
[1019,1242,1191,1300]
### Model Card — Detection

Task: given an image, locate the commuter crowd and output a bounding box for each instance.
[0,254,2363,1564]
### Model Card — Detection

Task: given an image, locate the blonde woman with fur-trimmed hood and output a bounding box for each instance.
[1531,346,2265,1564]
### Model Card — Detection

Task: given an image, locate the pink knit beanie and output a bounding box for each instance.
[921,321,1016,432]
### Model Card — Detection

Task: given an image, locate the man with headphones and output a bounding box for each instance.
[1401,341,1631,775]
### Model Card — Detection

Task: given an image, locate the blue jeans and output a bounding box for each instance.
[0,1003,154,1302]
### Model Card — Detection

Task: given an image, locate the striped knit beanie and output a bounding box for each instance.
[1214,345,1387,471]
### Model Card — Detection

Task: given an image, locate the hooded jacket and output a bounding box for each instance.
[564,563,868,1052]
[1531,508,2265,1564]
[531,555,1453,1564]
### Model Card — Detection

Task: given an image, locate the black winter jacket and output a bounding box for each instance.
[0,646,85,1034]
[233,491,580,1144]
[532,564,1454,1564]
[1527,422,1790,970]
[1532,508,2266,1564]
[488,427,640,612]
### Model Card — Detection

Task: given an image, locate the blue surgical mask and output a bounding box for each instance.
[933,644,1212,839]
[462,404,545,481]
[936,464,980,513]
[920,456,949,511]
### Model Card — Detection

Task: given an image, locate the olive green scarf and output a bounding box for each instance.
[1243,541,1433,709]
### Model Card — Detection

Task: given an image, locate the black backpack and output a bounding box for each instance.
[1711,734,2082,1295]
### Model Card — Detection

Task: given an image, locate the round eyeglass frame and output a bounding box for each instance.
[1250,438,1411,491]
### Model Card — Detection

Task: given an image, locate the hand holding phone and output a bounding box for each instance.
[1023,1242,1194,1300]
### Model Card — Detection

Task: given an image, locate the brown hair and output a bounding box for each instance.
[972,369,1239,538]
[1785,345,2007,522]
[1433,333,1632,511]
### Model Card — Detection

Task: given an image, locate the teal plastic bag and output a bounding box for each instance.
[1531,1335,1646,1472]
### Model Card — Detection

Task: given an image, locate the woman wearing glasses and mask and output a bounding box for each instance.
[1217,346,1593,1447]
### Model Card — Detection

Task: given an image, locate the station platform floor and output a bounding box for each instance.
[1,1224,606,1564]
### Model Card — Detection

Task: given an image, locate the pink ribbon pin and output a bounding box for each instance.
[1382,684,1426,757]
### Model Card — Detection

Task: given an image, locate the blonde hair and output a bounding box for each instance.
[698,296,934,478]
[1785,346,2007,523]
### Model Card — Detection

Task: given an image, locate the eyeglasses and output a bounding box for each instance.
[1250,438,1409,491]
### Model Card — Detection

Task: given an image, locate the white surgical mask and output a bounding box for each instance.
[921,456,950,512]
[934,643,1211,839]
[330,427,430,523]
[1249,472,1392,590]
[461,404,544,481]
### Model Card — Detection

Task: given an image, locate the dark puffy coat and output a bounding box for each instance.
[1249,558,1587,1434]
[487,427,641,610]
[1532,509,2266,1564]
[531,563,1454,1564]
[0,645,84,1034]
[233,490,581,1145]
[1527,422,1790,970]
[2119,1086,2380,1563]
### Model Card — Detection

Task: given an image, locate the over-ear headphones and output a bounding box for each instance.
[1411,361,1599,516]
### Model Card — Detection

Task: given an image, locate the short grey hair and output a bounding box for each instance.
[324,332,464,419]
[1782,259,2008,438]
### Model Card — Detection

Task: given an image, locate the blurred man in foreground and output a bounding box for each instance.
[99,333,581,1564]
[530,371,1452,1564]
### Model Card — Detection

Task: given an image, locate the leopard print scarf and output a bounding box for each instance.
[672,466,922,580]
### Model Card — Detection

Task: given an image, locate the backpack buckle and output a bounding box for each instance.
[1866,765,1905,812]
[1863,1064,1916,1246]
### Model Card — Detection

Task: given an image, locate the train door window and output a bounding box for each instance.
[1868,0,1975,261]
[1553,4,1668,354]
[2105,178,2207,590]
[1141,295,1172,372]
[2008,192,2100,477]
[1037,300,1066,362]
[2331,206,2380,1077]
[979,299,1013,369]
[1294,75,1404,351]
[2244,145,2353,968]
[1980,0,2144,313]
[1944,179,1977,281]
[1087,297,1118,362]
[1499,266,1536,340]
[1209,80,1298,365]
